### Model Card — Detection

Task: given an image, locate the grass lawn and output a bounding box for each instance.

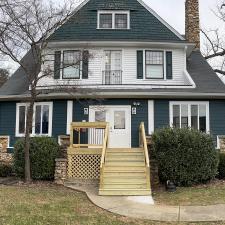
[0,183,224,225]
[153,180,225,206]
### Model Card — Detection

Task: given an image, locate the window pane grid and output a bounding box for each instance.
[145,51,164,79]
[171,103,208,132]
[63,51,81,79]
[17,103,51,136]
[115,14,128,29]
[99,14,113,28]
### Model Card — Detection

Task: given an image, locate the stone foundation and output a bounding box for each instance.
[150,159,159,188]
[54,158,68,185]
[58,135,70,158]
[0,153,13,165]
[0,136,13,165]
[219,136,225,152]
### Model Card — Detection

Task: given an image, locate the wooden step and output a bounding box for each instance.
[99,189,151,196]
[103,172,146,178]
[105,161,145,167]
[107,148,143,153]
[105,156,145,161]
[103,177,146,183]
[104,166,146,172]
[106,152,144,156]
[102,183,147,189]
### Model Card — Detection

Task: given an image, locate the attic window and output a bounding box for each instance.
[98,11,130,29]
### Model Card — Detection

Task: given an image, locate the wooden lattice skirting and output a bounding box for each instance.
[67,154,101,179]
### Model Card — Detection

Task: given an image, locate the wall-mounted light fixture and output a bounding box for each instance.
[133,101,141,107]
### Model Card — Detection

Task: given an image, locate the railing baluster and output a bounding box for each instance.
[102,70,122,85]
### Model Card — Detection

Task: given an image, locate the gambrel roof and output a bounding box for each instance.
[48,0,186,43]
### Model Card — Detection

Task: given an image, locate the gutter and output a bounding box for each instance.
[1,91,225,101]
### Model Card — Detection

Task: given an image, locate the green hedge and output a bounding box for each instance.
[152,128,219,186]
[0,164,13,177]
[218,153,225,179]
[14,137,60,180]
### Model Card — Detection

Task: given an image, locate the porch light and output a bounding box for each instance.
[133,101,141,106]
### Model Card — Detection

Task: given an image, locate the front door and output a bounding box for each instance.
[89,106,131,148]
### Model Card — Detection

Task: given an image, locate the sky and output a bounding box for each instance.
[3,0,223,74]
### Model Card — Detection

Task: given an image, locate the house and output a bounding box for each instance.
[0,0,225,195]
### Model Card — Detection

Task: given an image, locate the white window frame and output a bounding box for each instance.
[169,101,210,133]
[145,50,164,79]
[16,102,53,137]
[97,10,130,29]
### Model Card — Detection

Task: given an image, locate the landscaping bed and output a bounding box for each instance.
[153,179,225,206]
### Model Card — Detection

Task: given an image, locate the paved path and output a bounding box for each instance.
[65,183,225,222]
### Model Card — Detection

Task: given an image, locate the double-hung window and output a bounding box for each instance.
[16,102,53,137]
[170,102,209,132]
[63,50,81,79]
[145,51,164,79]
[98,11,130,29]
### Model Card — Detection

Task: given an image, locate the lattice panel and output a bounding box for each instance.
[67,154,101,179]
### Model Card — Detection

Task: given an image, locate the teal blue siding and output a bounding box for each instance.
[0,102,16,146]
[49,0,182,42]
[52,101,67,137]
[73,99,148,147]
[154,100,169,130]
[210,100,225,142]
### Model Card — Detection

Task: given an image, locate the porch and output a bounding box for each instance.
[65,122,151,196]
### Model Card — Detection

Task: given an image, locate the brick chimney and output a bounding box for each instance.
[185,0,200,49]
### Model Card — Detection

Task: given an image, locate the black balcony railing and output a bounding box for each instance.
[102,70,122,85]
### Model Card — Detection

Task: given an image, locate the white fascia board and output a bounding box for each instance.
[47,41,194,49]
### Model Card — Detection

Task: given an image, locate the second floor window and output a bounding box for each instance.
[98,11,130,29]
[63,51,81,79]
[145,51,164,79]
[104,50,122,85]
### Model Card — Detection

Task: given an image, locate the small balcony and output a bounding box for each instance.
[102,70,122,85]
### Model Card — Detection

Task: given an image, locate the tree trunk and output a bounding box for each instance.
[24,100,35,183]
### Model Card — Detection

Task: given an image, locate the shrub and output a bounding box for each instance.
[218,153,225,179]
[0,163,13,177]
[152,128,219,186]
[14,137,60,180]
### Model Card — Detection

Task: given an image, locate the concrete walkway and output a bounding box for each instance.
[65,182,225,222]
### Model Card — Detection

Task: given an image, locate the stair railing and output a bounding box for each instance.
[139,122,151,191]
[100,122,109,168]
[99,123,109,191]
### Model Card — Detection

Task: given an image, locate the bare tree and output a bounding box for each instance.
[0,68,9,87]
[201,1,225,76]
[0,0,87,182]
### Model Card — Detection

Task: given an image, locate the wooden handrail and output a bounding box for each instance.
[69,122,108,147]
[139,122,150,168]
[100,123,109,168]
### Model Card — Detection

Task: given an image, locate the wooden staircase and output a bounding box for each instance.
[99,148,151,195]
[99,123,151,196]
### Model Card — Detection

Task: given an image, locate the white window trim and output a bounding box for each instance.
[169,101,210,133]
[62,50,82,80]
[97,10,130,30]
[16,102,53,137]
[67,101,73,135]
[148,100,154,134]
[141,49,171,81]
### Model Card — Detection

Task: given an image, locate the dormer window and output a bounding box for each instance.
[98,11,130,29]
